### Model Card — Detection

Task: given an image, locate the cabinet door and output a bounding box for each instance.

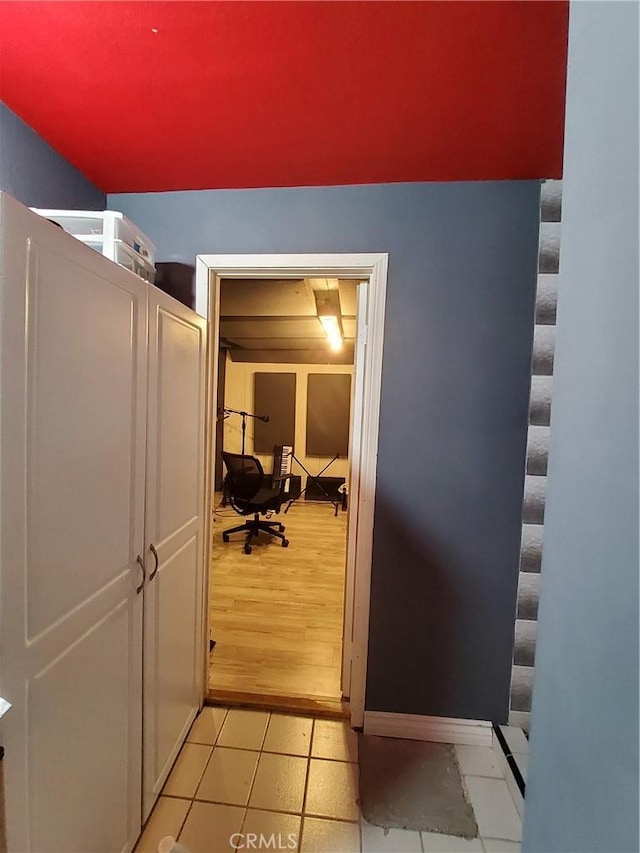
[0,196,147,852]
[143,287,207,817]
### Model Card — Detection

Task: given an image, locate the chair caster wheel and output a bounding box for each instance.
[222,534,230,543]
[244,544,252,555]
[278,524,285,532]
[282,539,289,548]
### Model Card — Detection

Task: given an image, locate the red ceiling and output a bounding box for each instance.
[0,1,568,193]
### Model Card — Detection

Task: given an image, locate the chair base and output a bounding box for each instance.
[222,513,289,554]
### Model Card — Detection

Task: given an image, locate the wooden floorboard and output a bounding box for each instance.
[206,689,349,719]
[208,495,348,710]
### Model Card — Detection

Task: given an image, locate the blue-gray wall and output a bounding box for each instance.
[111,181,540,722]
[523,3,639,852]
[0,103,105,209]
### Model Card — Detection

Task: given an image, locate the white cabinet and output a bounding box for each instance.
[0,194,207,851]
[143,285,207,818]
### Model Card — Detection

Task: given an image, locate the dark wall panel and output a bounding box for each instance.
[254,372,296,452]
[306,374,351,457]
[110,180,540,723]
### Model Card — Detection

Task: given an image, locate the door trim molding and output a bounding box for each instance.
[363,711,494,747]
[195,253,389,729]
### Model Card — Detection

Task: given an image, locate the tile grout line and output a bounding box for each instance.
[160,739,213,801]
[175,798,195,846]
[236,710,272,841]
[176,726,212,844]
[258,711,271,751]
[196,801,338,820]
[298,717,316,852]
[460,745,524,843]
[303,811,361,824]
[192,743,216,800]
[463,771,514,781]
[189,739,356,762]
[179,706,241,848]
[462,771,524,844]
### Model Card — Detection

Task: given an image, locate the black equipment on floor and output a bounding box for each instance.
[284,453,342,517]
[305,476,346,504]
[221,451,290,555]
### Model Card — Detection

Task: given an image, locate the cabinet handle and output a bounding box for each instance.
[136,555,146,594]
[149,543,159,581]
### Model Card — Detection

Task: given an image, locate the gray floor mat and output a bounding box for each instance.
[358,735,478,838]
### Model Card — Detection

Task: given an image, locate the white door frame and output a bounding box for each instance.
[195,254,388,728]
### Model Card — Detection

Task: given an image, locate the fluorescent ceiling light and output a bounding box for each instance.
[314,289,344,351]
[318,314,343,351]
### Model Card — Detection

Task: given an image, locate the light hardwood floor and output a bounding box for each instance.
[208,495,348,712]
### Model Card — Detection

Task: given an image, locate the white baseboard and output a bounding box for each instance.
[363,711,493,747]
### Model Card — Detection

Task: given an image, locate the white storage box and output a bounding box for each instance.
[82,239,156,284]
[31,208,156,282]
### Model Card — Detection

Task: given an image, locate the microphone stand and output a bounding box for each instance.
[222,407,269,455]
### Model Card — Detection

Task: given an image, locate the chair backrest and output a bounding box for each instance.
[222,452,265,507]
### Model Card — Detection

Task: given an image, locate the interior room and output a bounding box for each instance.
[0,3,637,853]
[209,278,358,711]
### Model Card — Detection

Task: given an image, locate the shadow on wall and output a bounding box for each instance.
[366,492,460,716]
[154,262,196,309]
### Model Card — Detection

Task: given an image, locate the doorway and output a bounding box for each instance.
[210,277,356,714]
[196,254,389,728]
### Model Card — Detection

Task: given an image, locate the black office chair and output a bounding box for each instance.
[221,452,290,554]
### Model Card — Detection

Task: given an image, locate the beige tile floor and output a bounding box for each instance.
[136,707,524,853]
